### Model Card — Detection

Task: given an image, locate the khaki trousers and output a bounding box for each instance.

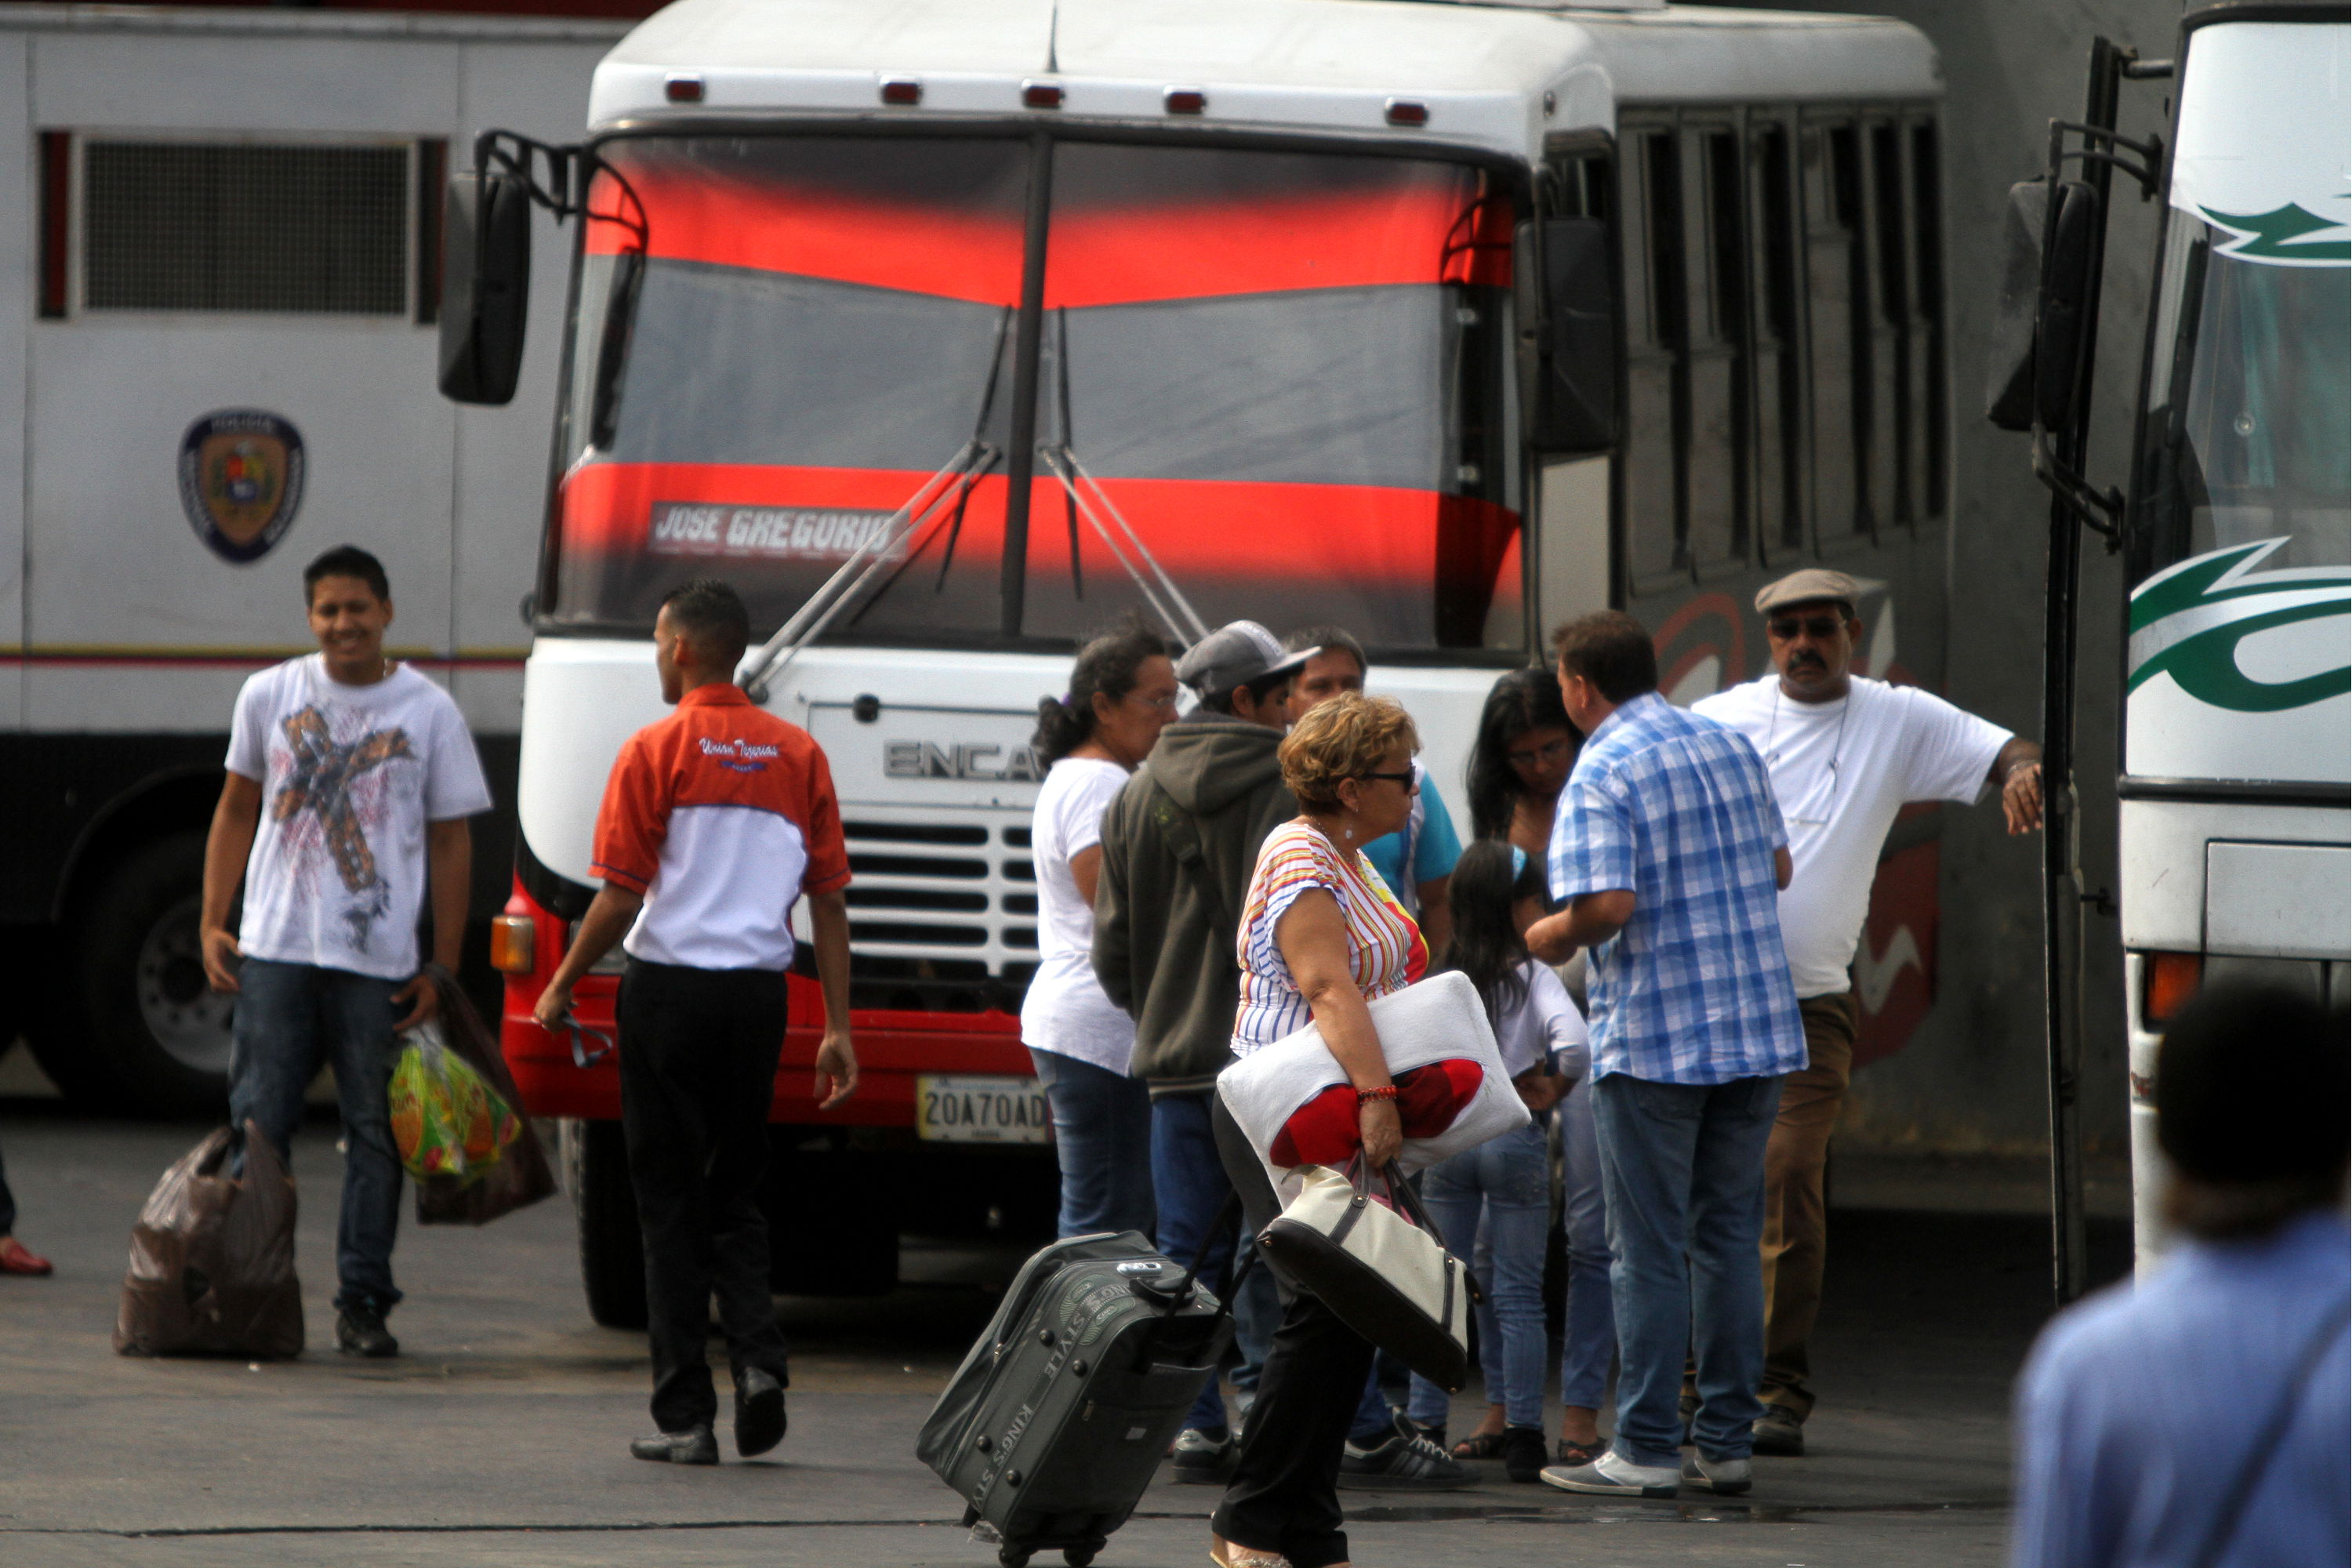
[1757,991,1858,1420]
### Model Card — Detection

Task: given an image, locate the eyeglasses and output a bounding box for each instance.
[1507,737,1573,768]
[1766,614,1846,641]
[1355,770,1416,786]
[1123,691,1180,714]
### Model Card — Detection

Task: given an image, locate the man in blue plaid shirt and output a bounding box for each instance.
[1528,612,1805,1501]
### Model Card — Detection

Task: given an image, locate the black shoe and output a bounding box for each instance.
[1338,1412,1476,1490]
[1752,1405,1805,1457]
[1502,1425,1548,1484]
[734,1367,786,1457]
[630,1425,719,1465]
[334,1306,398,1359]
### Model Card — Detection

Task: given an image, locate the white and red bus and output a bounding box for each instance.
[440,0,1954,1322]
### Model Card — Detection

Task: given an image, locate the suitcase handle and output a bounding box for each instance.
[1132,1189,1247,1374]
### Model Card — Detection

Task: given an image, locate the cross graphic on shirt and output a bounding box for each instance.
[271,706,415,895]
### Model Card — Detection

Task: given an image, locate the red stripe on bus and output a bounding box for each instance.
[554,462,1519,583]
[586,176,1512,304]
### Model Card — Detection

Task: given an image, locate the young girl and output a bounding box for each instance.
[1403,840,1588,1483]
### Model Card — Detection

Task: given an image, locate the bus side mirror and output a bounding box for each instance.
[2032,180,2102,433]
[438,171,532,406]
[1983,177,2100,434]
[1519,217,1617,456]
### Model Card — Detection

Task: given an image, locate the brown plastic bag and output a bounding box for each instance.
[114,1120,304,1359]
[411,966,557,1226]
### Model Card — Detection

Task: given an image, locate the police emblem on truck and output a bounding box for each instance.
[180,410,305,564]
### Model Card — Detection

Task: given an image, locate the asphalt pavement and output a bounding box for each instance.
[0,1099,2126,1568]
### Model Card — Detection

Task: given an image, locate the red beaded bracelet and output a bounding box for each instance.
[1356,1085,1399,1104]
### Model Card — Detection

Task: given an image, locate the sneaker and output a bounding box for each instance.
[1171,1425,1235,1484]
[630,1425,719,1465]
[1752,1405,1805,1457]
[1681,1450,1752,1495]
[334,1306,398,1359]
[733,1367,786,1457]
[1539,1450,1681,1498]
[1501,1425,1548,1484]
[1338,1412,1476,1490]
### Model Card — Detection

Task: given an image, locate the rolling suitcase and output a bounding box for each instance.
[919,1227,1236,1568]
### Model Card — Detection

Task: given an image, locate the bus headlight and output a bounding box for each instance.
[2142,951,2202,1025]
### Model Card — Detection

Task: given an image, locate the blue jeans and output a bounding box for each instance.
[1153,1091,1279,1433]
[1593,1071,1782,1467]
[1030,1049,1156,1239]
[1405,1121,1552,1431]
[227,959,405,1317]
[1559,1075,1617,1411]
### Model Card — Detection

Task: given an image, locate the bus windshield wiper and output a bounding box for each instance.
[738,438,999,701]
[1036,442,1210,648]
[739,309,1014,700]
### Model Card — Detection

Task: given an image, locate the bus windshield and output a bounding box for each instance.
[543,133,1523,653]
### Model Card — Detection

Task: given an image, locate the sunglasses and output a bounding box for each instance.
[1355,770,1417,786]
[1767,614,1846,641]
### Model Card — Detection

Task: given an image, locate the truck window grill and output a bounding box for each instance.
[1002,892,1039,915]
[82,140,410,315]
[848,851,988,880]
[851,920,989,948]
[1002,826,1033,848]
[848,887,990,913]
[1002,859,1036,883]
[844,820,990,845]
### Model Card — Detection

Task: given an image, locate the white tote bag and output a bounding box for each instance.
[1255,1156,1476,1391]
[1217,970,1530,1187]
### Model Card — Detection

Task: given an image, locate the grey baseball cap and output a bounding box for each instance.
[1175,620,1319,700]
[1755,568,1862,615]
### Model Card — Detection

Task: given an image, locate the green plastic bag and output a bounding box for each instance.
[389,1024,520,1188]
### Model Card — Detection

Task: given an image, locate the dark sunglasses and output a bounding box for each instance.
[1767,614,1846,641]
[1355,770,1417,786]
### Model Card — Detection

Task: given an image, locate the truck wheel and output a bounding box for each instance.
[564,1117,648,1330]
[764,1136,900,1297]
[32,832,233,1118]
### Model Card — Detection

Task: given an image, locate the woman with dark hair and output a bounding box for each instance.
[1402,840,1584,1481]
[1465,668,1580,858]
[1020,619,1179,1237]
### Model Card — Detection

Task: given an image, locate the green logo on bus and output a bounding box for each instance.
[2200,202,2351,265]
[2128,539,2351,713]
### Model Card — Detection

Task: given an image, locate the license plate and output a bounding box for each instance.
[916,1074,1052,1145]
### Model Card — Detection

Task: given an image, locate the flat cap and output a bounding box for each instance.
[1755,568,1861,615]
[1175,620,1318,700]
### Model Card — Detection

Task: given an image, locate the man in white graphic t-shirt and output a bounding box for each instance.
[1691,568,2042,1456]
[199,545,492,1359]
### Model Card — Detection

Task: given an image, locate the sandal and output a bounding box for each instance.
[1210,1537,1292,1568]
[1554,1436,1607,1467]
[1450,1429,1508,1460]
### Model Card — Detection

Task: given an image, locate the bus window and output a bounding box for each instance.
[1749,119,1806,557]
[1804,120,1866,543]
[1867,118,1912,529]
[1681,125,1748,572]
[1621,128,1682,585]
[1910,120,1947,519]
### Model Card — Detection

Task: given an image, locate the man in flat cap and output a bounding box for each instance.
[1691,569,2043,1455]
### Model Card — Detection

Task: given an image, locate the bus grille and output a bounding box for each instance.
[840,814,1036,1013]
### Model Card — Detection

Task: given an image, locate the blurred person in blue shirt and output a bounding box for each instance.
[2010,982,2348,1568]
[1282,626,1463,960]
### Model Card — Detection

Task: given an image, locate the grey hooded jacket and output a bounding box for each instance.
[1091,715,1297,1096]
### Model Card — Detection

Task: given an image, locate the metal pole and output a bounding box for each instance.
[2041,38,2125,1306]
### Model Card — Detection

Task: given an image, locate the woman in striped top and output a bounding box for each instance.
[1209,692,1425,1568]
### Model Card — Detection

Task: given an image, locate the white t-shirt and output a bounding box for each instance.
[1490,958,1589,1080]
[1018,757,1138,1074]
[1691,675,2009,998]
[225,655,493,981]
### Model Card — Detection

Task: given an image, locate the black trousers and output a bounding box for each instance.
[0,1134,16,1236]
[1208,1098,1376,1568]
[616,959,793,1432]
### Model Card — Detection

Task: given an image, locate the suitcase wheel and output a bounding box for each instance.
[996,1547,1031,1568]
[1063,1546,1102,1567]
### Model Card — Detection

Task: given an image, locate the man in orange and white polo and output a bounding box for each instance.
[535,579,857,1467]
